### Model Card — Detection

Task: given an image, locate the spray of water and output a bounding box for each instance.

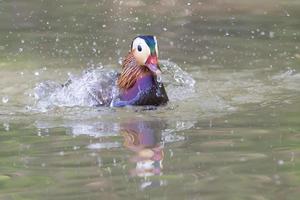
[33,61,196,111]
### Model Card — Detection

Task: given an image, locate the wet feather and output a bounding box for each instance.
[117,52,150,90]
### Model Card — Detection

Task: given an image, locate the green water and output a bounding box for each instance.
[1,0,300,199]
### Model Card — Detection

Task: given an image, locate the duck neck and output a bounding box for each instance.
[118,52,151,90]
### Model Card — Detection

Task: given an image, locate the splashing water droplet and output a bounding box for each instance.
[156,75,163,97]
[156,75,162,83]
[2,96,9,104]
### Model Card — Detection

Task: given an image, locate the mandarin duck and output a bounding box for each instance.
[112,35,169,107]
[34,35,168,108]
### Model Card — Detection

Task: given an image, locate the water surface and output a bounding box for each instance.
[1,0,300,199]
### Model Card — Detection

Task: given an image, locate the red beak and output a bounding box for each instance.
[145,55,161,75]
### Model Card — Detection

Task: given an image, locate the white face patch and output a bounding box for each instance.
[132,37,150,64]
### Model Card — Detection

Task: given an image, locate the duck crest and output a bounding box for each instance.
[117,52,150,90]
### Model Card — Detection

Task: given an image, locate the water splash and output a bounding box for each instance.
[160,60,195,87]
[34,67,119,110]
[160,60,196,101]
[272,68,300,91]
[33,61,195,111]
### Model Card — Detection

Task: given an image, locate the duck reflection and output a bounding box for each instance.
[35,117,191,189]
[120,120,165,178]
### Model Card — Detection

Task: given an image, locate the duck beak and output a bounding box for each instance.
[145,55,161,76]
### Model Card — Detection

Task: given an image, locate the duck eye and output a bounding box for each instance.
[137,45,142,52]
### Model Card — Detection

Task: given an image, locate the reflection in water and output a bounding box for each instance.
[35,117,190,190]
[121,120,166,190]
[121,120,164,178]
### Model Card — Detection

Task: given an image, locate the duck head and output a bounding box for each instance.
[131,35,161,76]
[118,35,162,90]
